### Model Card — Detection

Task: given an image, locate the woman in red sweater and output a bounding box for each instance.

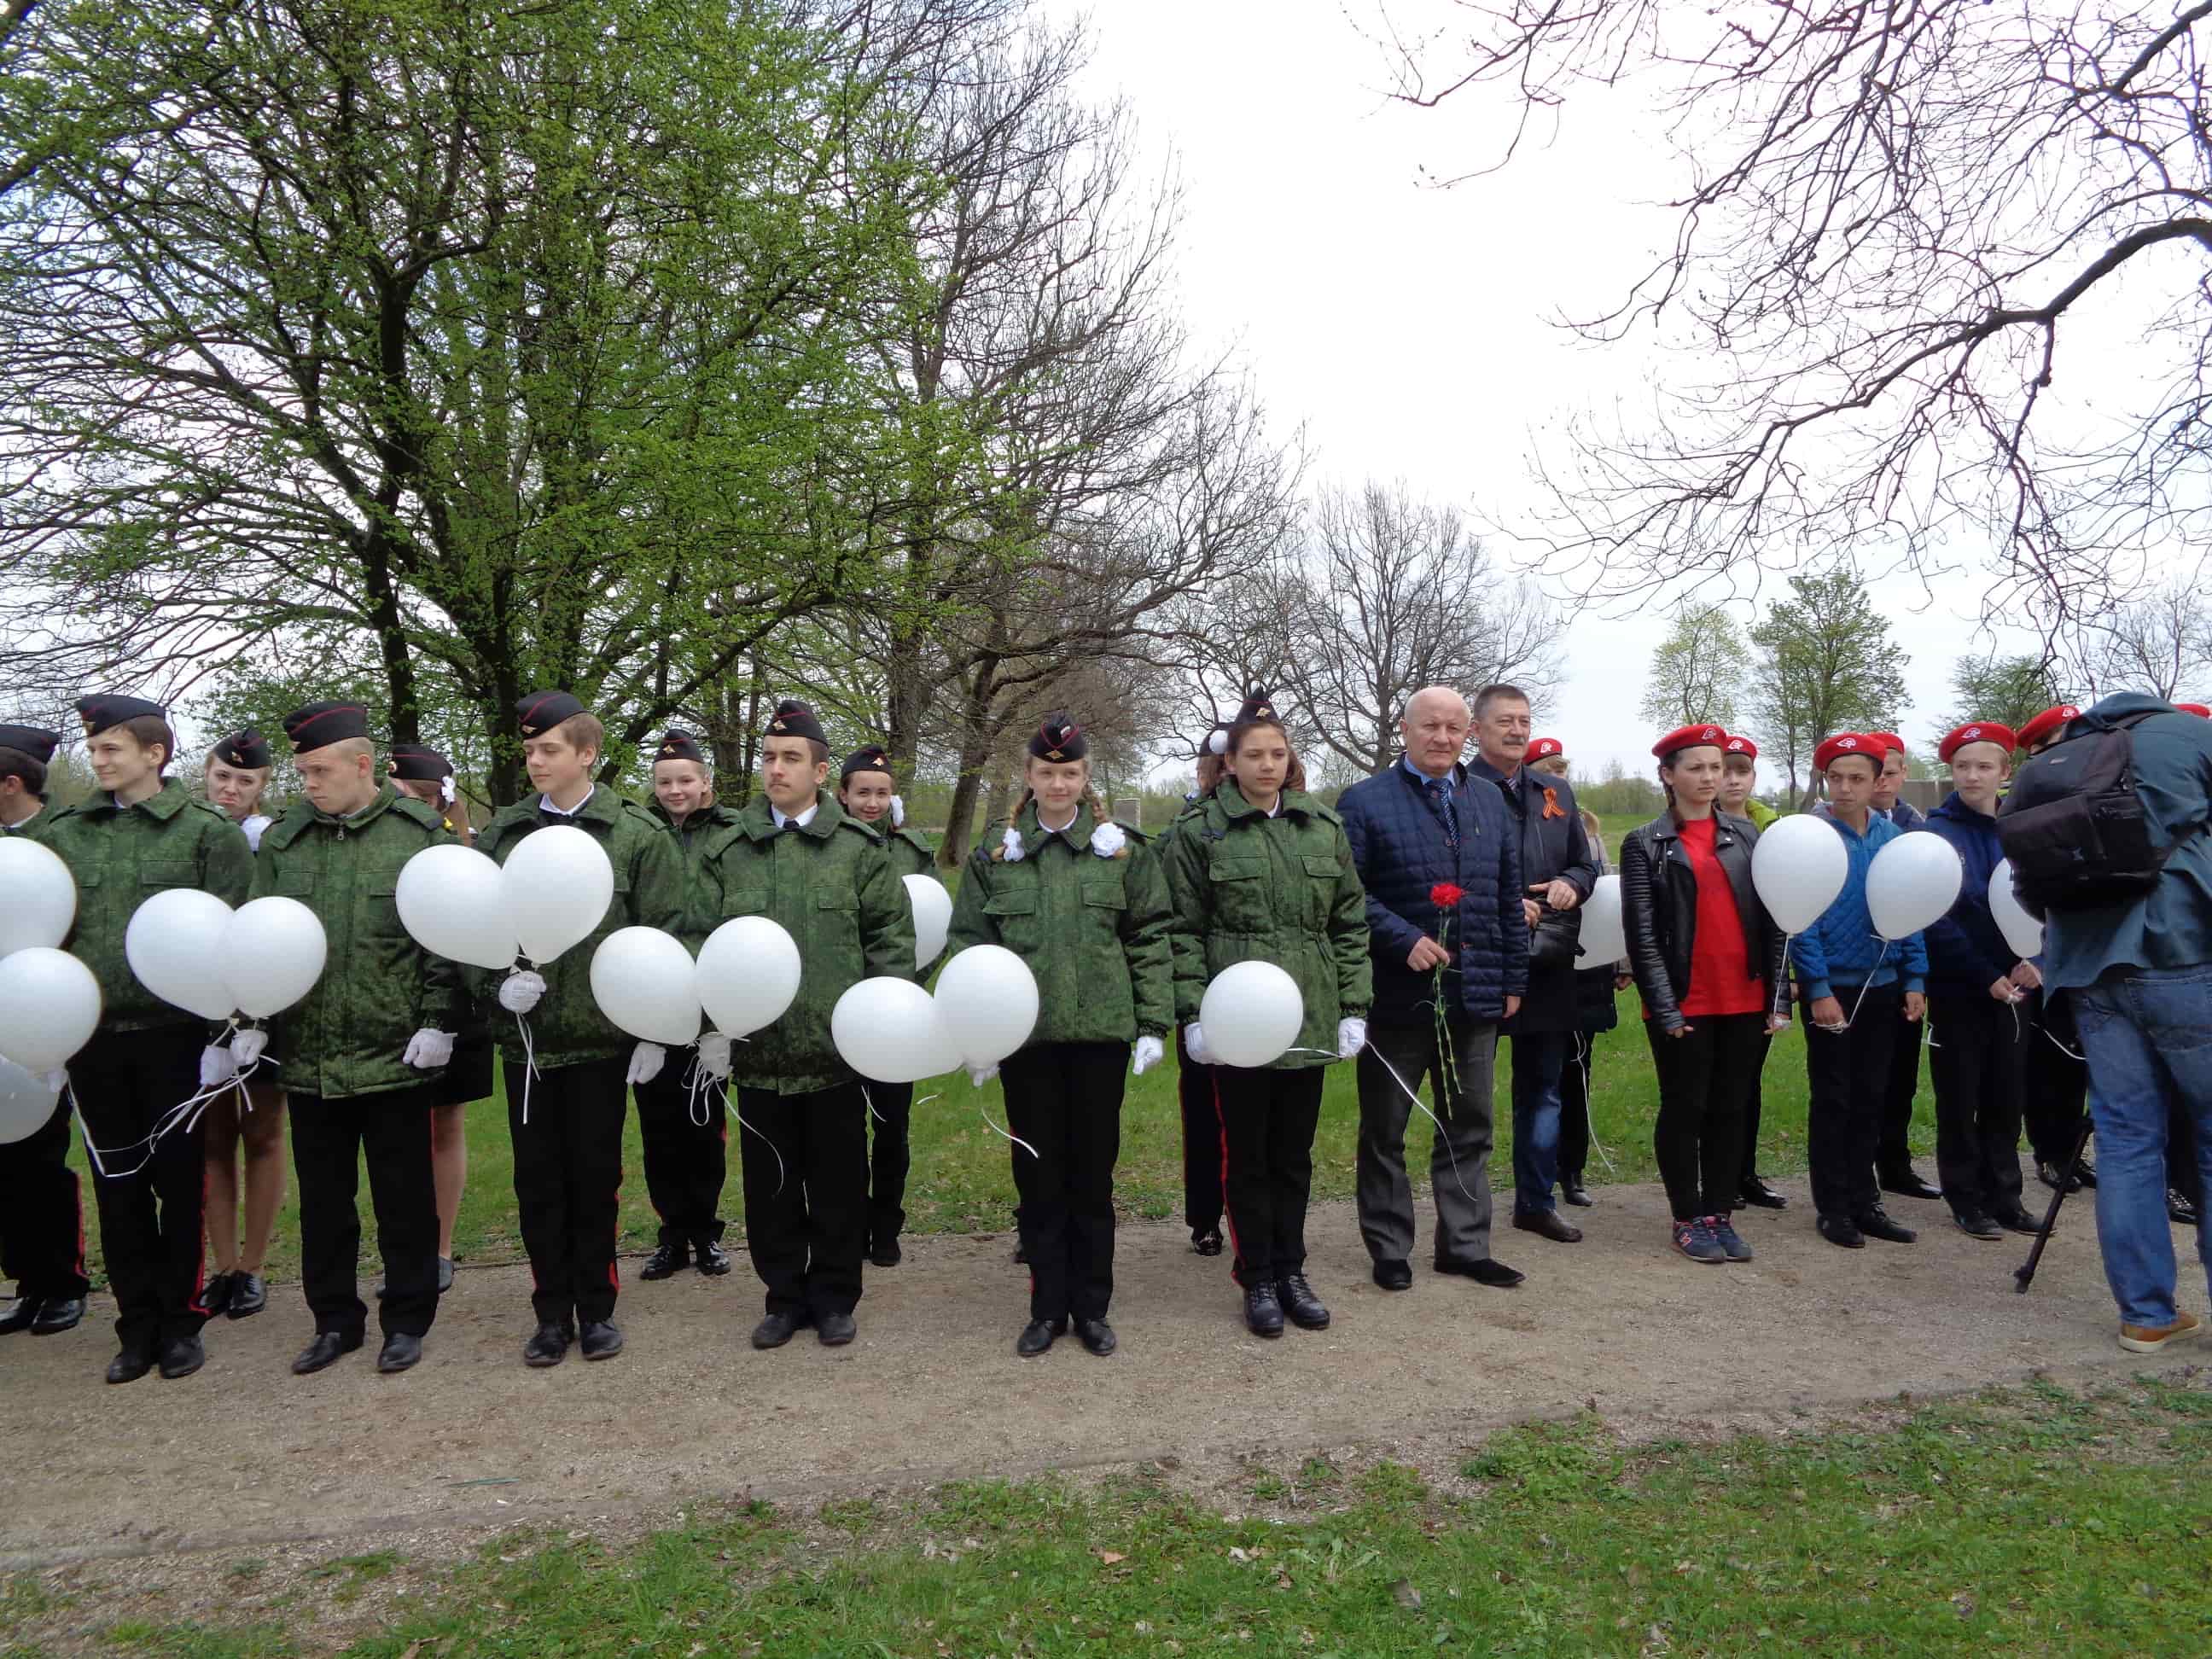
[1617,726,1790,1264]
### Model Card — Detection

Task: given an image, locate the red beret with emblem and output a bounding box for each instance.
[1721,734,1758,761]
[1937,722,2017,763]
[1813,731,1882,774]
[1526,736,1563,762]
[1866,731,1905,756]
[1650,723,1727,761]
[2016,705,2080,750]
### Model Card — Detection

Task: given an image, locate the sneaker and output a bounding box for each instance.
[2169,1188,2200,1227]
[1671,1218,1726,1264]
[1704,1215,1753,1262]
[2118,1311,2203,1354]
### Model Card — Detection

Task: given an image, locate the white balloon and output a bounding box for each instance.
[831,976,962,1084]
[125,888,237,1021]
[1867,831,1964,940]
[397,842,517,969]
[218,897,329,1019]
[1574,873,1624,965]
[904,873,952,970]
[0,838,76,958]
[696,916,801,1038]
[1750,814,1849,935]
[0,1055,61,1145]
[0,946,102,1073]
[1988,857,2043,960]
[933,945,1039,1068]
[502,824,614,965]
[590,927,701,1046]
[1198,960,1305,1069]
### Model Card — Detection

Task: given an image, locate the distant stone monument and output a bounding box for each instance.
[1115,795,1144,830]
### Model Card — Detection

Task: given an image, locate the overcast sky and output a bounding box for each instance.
[1062,0,2189,787]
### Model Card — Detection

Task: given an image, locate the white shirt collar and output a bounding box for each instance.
[538,786,594,818]
[772,800,819,830]
[1038,806,1080,835]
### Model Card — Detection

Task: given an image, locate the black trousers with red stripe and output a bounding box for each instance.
[505,1057,626,1328]
[67,1023,209,1348]
[1176,1030,1222,1236]
[291,1084,440,1340]
[633,1064,728,1247]
[1,1091,88,1302]
[1213,1064,1325,1284]
[1002,1043,1126,1324]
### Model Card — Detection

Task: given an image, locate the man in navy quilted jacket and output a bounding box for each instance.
[1338,686,1530,1293]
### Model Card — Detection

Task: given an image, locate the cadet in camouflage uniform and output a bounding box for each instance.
[247,702,467,1377]
[946,713,1174,1359]
[1163,722,1232,1259]
[835,742,940,1266]
[38,695,255,1383]
[697,701,915,1351]
[636,729,742,1282]
[1162,690,1371,1341]
[476,691,685,1369]
[0,722,87,1340]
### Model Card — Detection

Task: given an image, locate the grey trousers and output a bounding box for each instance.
[1355,1014,1499,1265]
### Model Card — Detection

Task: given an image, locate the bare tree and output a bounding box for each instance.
[2068,576,2212,701]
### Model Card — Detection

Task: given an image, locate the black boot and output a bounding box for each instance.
[638,1242,686,1281]
[1277,1274,1330,1330]
[695,1239,733,1277]
[1242,1281,1284,1338]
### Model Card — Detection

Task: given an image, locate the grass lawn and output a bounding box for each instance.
[31,1377,2210,1656]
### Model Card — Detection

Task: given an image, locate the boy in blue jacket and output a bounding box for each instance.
[1794,734,1930,1249]
[1921,723,2038,1240]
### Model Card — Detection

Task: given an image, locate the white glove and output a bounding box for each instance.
[1132,1034,1165,1075]
[231,1027,270,1068]
[697,1032,733,1080]
[1337,1017,1368,1060]
[626,1041,667,1086]
[1184,1022,1216,1066]
[199,1045,239,1089]
[498,969,546,1015]
[403,1028,454,1070]
[968,1063,999,1087]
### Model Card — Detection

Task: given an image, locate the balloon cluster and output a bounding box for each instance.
[396,826,614,971]
[832,945,1037,1084]
[0,841,97,1127]
[126,890,328,1022]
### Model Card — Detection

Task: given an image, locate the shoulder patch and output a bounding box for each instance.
[389,795,442,832]
[1114,819,1151,846]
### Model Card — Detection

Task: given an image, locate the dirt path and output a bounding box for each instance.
[2,1168,2193,1570]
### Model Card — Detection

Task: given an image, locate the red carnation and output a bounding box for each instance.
[1430,882,1465,908]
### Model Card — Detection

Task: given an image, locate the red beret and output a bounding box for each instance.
[2176,701,2210,719]
[2016,705,2080,749]
[1937,722,2017,763]
[1525,736,1563,761]
[1813,732,1881,774]
[1651,722,1728,761]
[1866,731,1905,756]
[1722,734,1758,761]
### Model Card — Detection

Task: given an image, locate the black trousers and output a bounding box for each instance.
[736,1080,868,1320]
[1559,1028,1596,1184]
[2020,989,2088,1166]
[633,1064,728,1247]
[866,1080,914,1247]
[505,1057,626,1328]
[1802,985,1901,1220]
[290,1085,440,1340]
[1,1091,87,1301]
[1646,1012,1766,1219]
[1002,1043,1126,1324]
[1925,992,2028,1218]
[1877,998,1924,1177]
[68,1024,210,1348]
[1738,1031,1775,1190]
[1177,1029,1223,1235]
[1213,1065,1324,1284]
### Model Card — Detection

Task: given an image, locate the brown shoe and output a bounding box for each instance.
[1511,1209,1583,1244]
[2118,1311,2203,1354]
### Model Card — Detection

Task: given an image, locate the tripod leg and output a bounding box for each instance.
[2015,1115,2095,1292]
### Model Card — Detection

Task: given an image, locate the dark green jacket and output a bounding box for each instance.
[34,779,255,1031]
[1161,781,1372,1070]
[946,801,1175,1049]
[251,783,468,1100]
[697,790,915,1095]
[882,824,937,878]
[474,788,686,1068]
[649,798,746,951]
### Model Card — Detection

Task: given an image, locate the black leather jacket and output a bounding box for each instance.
[1618,811,1786,1033]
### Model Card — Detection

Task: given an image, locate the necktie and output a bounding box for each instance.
[1426,777,1458,849]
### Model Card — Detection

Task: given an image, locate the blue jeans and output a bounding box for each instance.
[2071,964,2212,1327]
[1511,1032,1570,1214]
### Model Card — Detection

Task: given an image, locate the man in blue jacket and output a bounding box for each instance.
[2029,693,2212,1355]
[1920,722,2038,1241]
[1794,733,1930,1249]
[1339,685,1529,1293]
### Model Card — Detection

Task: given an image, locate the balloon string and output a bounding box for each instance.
[79,1059,259,1180]
[2041,1022,2087,1062]
[1354,1044,1481,1210]
[1772,935,1794,1022]
[728,1084,787,1197]
[513,1011,538,1126]
[66,1076,105,1180]
[1575,1030,1617,1177]
[965,1072,1037,1160]
[863,1084,885,1126]
[1842,939,1891,1029]
[683,1049,715,1128]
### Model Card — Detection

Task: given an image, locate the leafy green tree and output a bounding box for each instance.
[1639,605,1745,730]
[1930,655,2067,747]
[1746,569,1909,808]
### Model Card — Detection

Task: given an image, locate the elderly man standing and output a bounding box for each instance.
[1338,686,1530,1292]
[1467,684,1598,1244]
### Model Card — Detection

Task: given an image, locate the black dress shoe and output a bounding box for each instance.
[1011,1242,1028,1265]
[0,1297,41,1335]
[1854,1207,1918,1244]
[1016,1318,1059,1356]
[106,1343,155,1384]
[1371,1258,1412,1291]
[292,1330,362,1375]
[1191,1228,1224,1256]
[438,1257,455,1293]
[1277,1274,1330,1330]
[2075,1159,2097,1189]
[1951,1209,2003,1240]
[1817,1213,1866,1249]
[1878,1167,1943,1202]
[1243,1282,1284,1337]
[201,1271,235,1317]
[1074,1317,1116,1356]
[2036,1159,2081,1194]
[1435,1255,1525,1288]
[751,1310,810,1349]
[639,1242,687,1281]
[2170,1188,2200,1227]
[579,1320,623,1360]
[696,1239,733,1276]
[1738,1178,1790,1210]
[32,1296,83,1335]
[816,1311,857,1347]
[227,1272,267,1318]
[1990,1206,2041,1236]
[522,1322,572,1367]
[1560,1180,1594,1208]
[376,1333,423,1373]
[869,1236,902,1268]
[1512,1209,1583,1244]
[157,1334,206,1380]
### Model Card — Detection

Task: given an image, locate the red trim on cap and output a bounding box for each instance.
[288,703,365,735]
